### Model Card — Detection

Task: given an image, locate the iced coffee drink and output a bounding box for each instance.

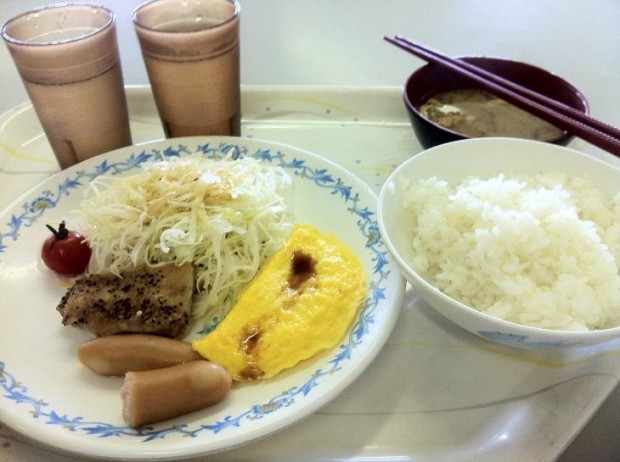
[133,0,241,138]
[2,4,132,169]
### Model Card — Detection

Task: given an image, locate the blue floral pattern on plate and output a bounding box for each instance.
[0,139,400,445]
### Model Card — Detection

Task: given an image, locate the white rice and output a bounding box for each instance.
[401,172,620,331]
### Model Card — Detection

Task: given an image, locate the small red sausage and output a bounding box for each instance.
[78,334,203,376]
[120,361,232,427]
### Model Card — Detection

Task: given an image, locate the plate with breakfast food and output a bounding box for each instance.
[0,136,406,460]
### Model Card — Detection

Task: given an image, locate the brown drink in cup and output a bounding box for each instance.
[133,0,241,138]
[2,4,132,169]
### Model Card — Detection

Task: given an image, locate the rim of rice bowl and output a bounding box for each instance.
[378,137,620,345]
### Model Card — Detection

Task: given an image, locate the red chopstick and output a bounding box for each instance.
[384,35,620,157]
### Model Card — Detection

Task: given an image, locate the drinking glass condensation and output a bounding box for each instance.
[2,4,132,169]
[133,0,241,138]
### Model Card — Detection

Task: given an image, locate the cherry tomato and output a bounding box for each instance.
[41,221,91,276]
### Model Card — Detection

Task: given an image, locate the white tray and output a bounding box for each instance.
[1,86,619,462]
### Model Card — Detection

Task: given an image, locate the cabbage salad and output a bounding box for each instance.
[78,154,293,327]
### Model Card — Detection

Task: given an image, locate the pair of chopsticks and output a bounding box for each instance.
[384,35,620,157]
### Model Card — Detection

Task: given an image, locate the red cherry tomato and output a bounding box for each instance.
[41,221,91,276]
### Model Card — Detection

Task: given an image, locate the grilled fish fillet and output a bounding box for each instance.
[57,263,194,338]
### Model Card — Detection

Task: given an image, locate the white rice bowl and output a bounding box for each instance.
[378,138,620,350]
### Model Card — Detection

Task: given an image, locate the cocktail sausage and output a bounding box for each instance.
[121,361,232,427]
[77,334,203,376]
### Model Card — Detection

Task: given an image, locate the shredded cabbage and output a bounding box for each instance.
[77,154,293,327]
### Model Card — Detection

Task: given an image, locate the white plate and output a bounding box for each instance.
[0,136,405,460]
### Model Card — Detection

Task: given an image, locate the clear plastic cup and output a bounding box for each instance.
[2,4,132,169]
[133,0,241,138]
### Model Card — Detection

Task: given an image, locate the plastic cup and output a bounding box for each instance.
[133,0,241,138]
[2,4,132,169]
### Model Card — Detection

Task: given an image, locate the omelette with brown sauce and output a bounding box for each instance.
[192,224,368,381]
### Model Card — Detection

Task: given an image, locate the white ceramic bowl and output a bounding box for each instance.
[378,138,620,350]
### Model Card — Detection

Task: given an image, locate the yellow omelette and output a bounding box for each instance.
[192,224,367,381]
